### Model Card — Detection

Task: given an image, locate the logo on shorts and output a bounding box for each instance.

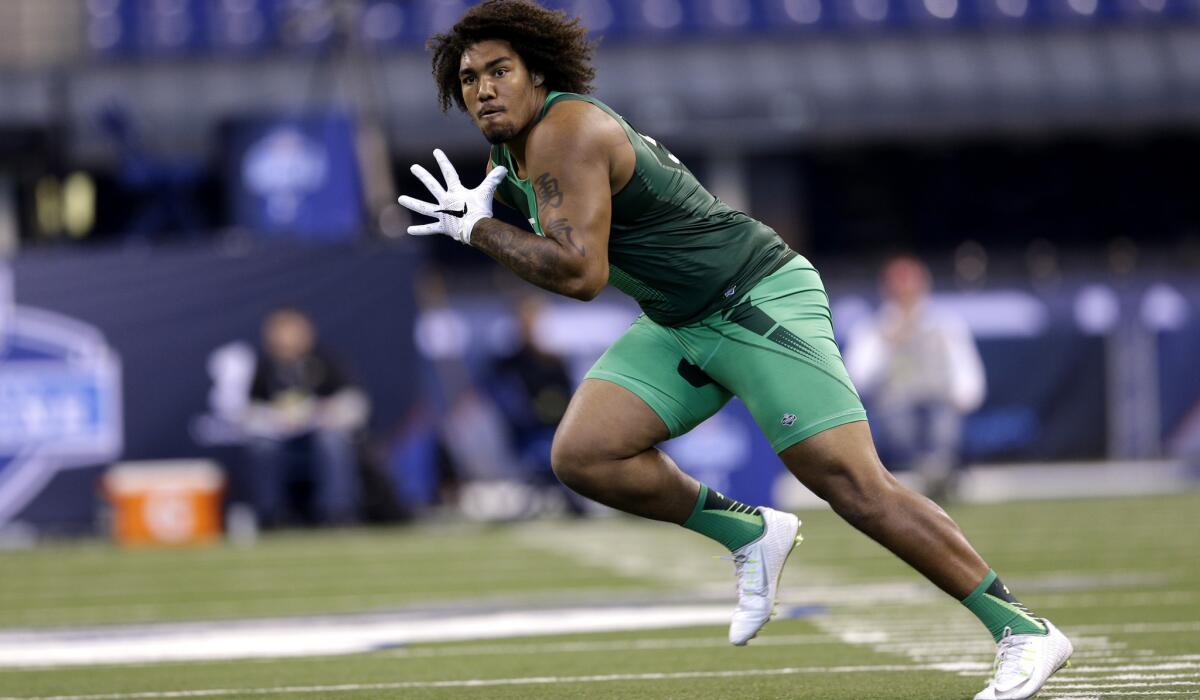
[723,285,737,298]
[780,413,797,427]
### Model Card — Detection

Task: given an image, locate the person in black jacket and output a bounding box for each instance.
[243,307,367,526]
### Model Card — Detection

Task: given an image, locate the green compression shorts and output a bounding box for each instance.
[585,255,868,453]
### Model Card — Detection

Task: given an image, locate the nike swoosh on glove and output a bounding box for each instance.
[397,148,508,245]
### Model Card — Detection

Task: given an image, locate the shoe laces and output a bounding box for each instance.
[988,627,1037,687]
[719,552,763,596]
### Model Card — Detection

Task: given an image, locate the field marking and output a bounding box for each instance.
[0,632,830,673]
[1066,663,1200,673]
[1048,673,1200,681]
[1,584,649,626]
[0,663,983,700]
[1047,694,1200,698]
[848,620,1200,636]
[1069,622,1200,635]
[1051,686,1200,691]
[806,572,1200,698]
[1048,682,1200,690]
[384,632,833,658]
[0,603,802,669]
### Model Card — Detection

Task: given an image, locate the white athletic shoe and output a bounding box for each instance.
[727,507,802,646]
[973,619,1074,700]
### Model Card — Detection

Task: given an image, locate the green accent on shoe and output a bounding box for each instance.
[682,484,766,552]
[962,570,1048,642]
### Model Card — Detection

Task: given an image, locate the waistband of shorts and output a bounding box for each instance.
[736,253,817,304]
[687,254,817,327]
[764,251,813,278]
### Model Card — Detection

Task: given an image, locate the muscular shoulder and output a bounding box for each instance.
[527,99,628,163]
[527,99,634,191]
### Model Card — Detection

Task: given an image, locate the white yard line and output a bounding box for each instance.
[0,604,743,668]
[1064,663,1200,673]
[1046,693,1200,698]
[383,632,834,658]
[1051,691,1200,696]
[0,663,980,700]
[1049,674,1200,681]
[1069,622,1200,635]
[1046,681,1200,689]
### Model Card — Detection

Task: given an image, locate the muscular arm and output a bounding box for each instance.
[471,103,616,301]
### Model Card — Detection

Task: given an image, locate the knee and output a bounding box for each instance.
[549,434,588,489]
[549,430,599,492]
[814,457,900,530]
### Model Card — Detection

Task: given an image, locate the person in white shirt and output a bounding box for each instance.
[846,255,985,501]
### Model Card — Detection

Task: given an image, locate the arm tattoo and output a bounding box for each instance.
[470,217,592,297]
[544,217,585,256]
[534,173,564,209]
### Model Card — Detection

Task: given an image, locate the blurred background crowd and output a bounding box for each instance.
[1,0,1198,544]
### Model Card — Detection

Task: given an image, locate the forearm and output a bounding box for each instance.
[470,217,597,299]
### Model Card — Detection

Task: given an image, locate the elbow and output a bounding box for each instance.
[562,267,607,301]
[563,279,603,301]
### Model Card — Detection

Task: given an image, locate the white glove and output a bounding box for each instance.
[397,148,508,245]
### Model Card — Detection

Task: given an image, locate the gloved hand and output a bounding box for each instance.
[397,148,507,245]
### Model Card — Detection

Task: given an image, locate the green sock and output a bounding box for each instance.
[681,484,766,552]
[962,570,1048,641]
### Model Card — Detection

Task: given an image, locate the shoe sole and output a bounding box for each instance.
[738,515,802,645]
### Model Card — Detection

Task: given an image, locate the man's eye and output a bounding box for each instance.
[495,68,507,77]
[462,76,475,85]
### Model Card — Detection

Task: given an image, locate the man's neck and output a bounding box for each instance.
[506,131,532,178]
[503,87,550,178]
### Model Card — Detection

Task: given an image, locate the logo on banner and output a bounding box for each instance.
[0,264,122,527]
[243,127,329,225]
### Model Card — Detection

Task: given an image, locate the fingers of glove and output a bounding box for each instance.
[481,165,508,196]
[410,164,446,199]
[396,195,439,217]
[407,222,445,236]
[433,149,461,190]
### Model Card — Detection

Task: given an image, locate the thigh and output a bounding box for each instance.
[584,315,732,440]
[700,257,868,452]
[555,378,673,460]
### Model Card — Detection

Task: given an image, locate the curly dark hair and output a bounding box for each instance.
[428,0,597,113]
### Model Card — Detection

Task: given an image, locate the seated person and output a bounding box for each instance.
[242,307,368,526]
[485,297,587,515]
[845,255,985,501]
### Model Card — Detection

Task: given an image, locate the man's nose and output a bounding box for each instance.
[477,77,497,100]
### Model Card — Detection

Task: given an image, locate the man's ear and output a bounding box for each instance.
[532,73,544,87]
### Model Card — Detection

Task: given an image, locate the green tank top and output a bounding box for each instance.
[490,91,795,327]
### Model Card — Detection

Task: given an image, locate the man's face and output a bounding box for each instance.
[264,311,315,362]
[882,257,930,310]
[459,40,542,145]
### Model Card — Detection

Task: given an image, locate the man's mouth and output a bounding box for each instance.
[479,107,505,120]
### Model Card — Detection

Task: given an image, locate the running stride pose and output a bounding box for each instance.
[398,2,1072,697]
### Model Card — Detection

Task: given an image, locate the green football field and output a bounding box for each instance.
[1,492,1198,699]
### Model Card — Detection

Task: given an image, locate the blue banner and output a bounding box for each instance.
[223,114,364,240]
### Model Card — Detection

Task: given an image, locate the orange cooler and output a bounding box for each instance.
[103,461,225,546]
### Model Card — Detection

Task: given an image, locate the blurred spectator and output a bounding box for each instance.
[845,255,986,501]
[485,297,585,515]
[241,307,368,527]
